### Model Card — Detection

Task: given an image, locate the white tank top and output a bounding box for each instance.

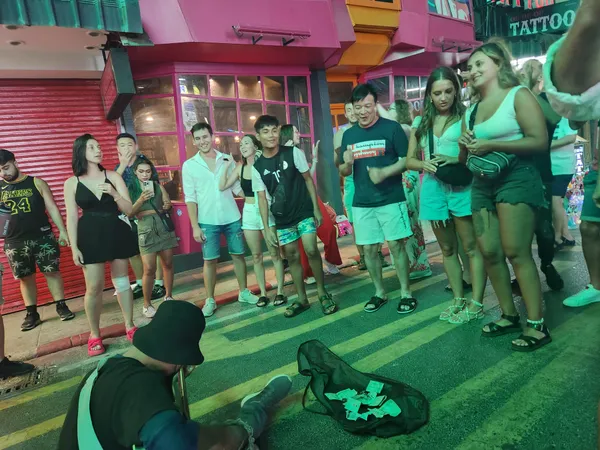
[465,86,525,143]
[412,115,462,159]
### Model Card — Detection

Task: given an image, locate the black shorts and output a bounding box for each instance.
[551,174,573,197]
[4,233,60,279]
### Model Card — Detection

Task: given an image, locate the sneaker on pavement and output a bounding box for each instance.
[324,260,340,275]
[239,289,259,304]
[21,311,41,332]
[55,300,75,321]
[151,285,166,300]
[164,296,174,302]
[132,284,144,299]
[241,374,293,408]
[0,357,35,379]
[142,305,156,318]
[563,285,600,308]
[305,277,316,285]
[202,298,217,316]
[541,264,564,291]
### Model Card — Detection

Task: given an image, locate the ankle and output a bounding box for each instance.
[25,305,37,314]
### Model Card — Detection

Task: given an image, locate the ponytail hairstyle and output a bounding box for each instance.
[519,59,543,92]
[415,66,465,144]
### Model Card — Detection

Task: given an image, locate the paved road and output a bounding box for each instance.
[0,244,598,450]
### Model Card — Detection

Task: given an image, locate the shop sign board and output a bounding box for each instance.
[487,0,555,8]
[428,0,472,22]
[505,0,580,36]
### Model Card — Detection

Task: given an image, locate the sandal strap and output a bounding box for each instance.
[367,296,387,307]
[526,318,545,332]
[500,313,520,324]
[470,299,483,308]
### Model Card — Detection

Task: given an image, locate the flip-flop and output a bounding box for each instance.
[397,297,418,314]
[256,296,269,307]
[88,337,105,357]
[273,294,288,307]
[319,294,338,315]
[284,301,310,318]
[364,296,388,313]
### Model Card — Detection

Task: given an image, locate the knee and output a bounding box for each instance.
[387,240,404,255]
[304,246,320,259]
[479,245,504,265]
[504,246,530,265]
[252,252,263,265]
[461,238,478,259]
[581,221,599,239]
[85,282,104,297]
[161,259,173,271]
[364,245,379,259]
[439,242,457,258]
[285,248,300,262]
[143,263,156,277]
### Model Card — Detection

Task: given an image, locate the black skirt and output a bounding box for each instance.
[77,212,139,264]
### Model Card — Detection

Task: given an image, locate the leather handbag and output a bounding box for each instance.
[466,103,517,179]
[427,129,472,187]
[150,192,175,233]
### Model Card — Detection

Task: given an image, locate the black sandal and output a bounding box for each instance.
[256,296,269,308]
[273,294,287,307]
[284,301,310,318]
[444,280,472,293]
[481,314,521,337]
[319,294,337,315]
[512,319,552,352]
[364,296,388,313]
[397,297,418,314]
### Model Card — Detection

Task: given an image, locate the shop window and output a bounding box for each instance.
[240,102,264,133]
[406,76,420,100]
[299,137,313,164]
[420,76,429,97]
[367,77,390,104]
[209,76,235,98]
[237,76,262,100]
[159,170,183,202]
[215,136,243,162]
[135,76,173,95]
[266,103,287,126]
[263,76,285,102]
[181,98,210,132]
[130,97,177,133]
[394,76,406,100]
[289,105,311,135]
[179,75,207,96]
[288,77,309,104]
[328,82,354,104]
[213,100,239,133]
[137,135,180,167]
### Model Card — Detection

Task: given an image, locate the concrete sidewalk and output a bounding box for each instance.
[2,235,370,362]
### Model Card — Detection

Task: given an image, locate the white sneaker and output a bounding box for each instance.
[142,305,156,318]
[324,260,340,275]
[305,277,316,285]
[563,285,600,307]
[238,289,259,305]
[202,298,217,316]
[164,296,174,302]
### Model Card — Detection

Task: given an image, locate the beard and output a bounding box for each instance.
[3,168,19,182]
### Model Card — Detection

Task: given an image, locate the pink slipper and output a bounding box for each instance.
[88,337,105,357]
[126,327,138,343]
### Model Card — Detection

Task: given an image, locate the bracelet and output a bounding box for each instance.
[224,419,255,450]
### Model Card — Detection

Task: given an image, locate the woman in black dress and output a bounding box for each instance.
[63,134,138,357]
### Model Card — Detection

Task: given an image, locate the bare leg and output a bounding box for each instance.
[203,259,218,299]
[129,255,143,283]
[456,232,472,284]
[42,272,65,301]
[454,215,487,307]
[155,256,164,283]
[265,227,285,295]
[111,258,135,330]
[141,253,157,308]
[474,209,518,332]
[364,243,385,298]
[82,263,105,340]
[0,314,5,360]
[158,249,174,298]
[581,221,600,289]
[300,232,327,298]
[283,240,308,304]
[433,222,464,299]
[245,229,267,296]
[387,239,411,297]
[231,254,248,292]
[19,275,37,307]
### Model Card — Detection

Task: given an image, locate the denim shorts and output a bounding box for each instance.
[581,171,600,223]
[276,217,316,246]
[200,220,245,261]
[471,160,545,212]
[420,173,472,223]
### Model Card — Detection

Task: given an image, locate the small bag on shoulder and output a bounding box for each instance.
[427,129,472,187]
[465,103,517,180]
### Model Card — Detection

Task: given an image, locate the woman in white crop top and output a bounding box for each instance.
[407,67,487,325]
[459,42,551,352]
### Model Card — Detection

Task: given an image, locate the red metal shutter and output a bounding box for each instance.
[0,80,121,314]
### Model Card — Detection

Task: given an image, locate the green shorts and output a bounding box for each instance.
[581,170,600,222]
[471,160,545,212]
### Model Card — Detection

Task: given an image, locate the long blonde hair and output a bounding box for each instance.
[469,40,520,96]
[520,59,543,92]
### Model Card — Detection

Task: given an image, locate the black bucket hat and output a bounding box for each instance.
[133,301,205,366]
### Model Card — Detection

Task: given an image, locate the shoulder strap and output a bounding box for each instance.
[428,128,434,159]
[469,103,479,131]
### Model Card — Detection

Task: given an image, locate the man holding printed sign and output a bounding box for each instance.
[338,84,417,315]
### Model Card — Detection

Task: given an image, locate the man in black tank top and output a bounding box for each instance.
[0,149,74,331]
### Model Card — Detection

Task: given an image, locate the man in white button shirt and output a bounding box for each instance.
[182,123,258,316]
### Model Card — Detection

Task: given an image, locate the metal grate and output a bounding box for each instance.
[0,366,57,399]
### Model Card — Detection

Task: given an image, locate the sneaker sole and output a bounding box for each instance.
[241,374,293,407]
[563,298,600,308]
[59,314,75,321]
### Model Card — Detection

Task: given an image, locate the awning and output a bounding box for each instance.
[0,0,142,34]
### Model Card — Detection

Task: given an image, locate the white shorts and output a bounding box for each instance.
[353,202,413,246]
[242,202,275,231]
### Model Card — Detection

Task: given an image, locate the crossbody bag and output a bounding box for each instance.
[427,128,472,187]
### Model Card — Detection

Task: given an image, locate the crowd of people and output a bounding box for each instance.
[0,5,597,444]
